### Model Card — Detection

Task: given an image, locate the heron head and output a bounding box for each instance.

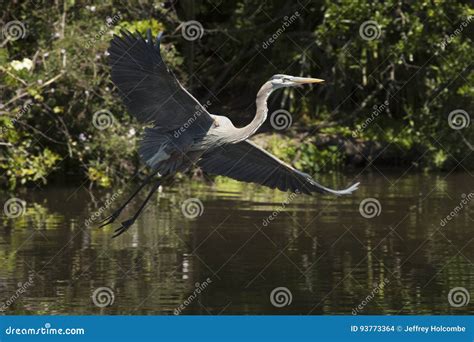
[269,74,325,89]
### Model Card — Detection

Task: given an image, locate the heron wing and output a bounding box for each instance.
[198,140,359,195]
[108,29,214,131]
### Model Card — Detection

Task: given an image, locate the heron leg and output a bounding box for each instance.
[112,179,163,238]
[98,171,158,228]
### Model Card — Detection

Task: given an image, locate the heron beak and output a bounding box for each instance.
[291,77,325,84]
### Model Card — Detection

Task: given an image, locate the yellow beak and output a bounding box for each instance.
[292,77,325,84]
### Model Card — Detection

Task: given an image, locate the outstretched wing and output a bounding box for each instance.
[108,29,213,131]
[198,140,360,195]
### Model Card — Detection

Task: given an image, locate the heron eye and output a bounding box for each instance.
[282,78,289,83]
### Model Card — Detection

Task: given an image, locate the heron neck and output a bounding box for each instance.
[231,82,273,142]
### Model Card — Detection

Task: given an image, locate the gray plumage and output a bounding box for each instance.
[101,29,359,237]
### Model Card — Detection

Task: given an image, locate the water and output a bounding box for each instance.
[1,171,473,315]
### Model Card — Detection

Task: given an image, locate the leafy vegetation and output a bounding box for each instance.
[1,0,472,189]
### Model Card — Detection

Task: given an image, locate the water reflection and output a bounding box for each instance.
[1,171,473,315]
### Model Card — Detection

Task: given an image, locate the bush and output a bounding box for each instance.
[1,0,472,189]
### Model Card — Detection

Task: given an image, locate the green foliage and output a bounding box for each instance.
[1,144,61,189]
[309,0,473,169]
[295,143,344,174]
[0,1,181,189]
[261,134,344,175]
[0,0,472,189]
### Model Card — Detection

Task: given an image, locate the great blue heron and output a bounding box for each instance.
[100,29,359,237]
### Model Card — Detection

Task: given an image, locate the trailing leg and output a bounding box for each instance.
[112,179,163,238]
[98,171,158,228]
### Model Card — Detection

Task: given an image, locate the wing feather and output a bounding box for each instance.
[108,29,213,133]
[198,140,360,195]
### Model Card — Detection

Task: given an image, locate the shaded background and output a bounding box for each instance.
[0,0,473,315]
[0,0,472,187]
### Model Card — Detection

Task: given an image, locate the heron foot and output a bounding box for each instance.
[97,210,122,229]
[112,218,135,238]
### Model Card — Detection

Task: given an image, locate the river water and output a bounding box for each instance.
[1,171,473,314]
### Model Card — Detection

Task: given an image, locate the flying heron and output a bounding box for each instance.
[100,29,359,237]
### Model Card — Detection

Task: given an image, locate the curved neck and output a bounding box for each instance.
[230,81,274,142]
